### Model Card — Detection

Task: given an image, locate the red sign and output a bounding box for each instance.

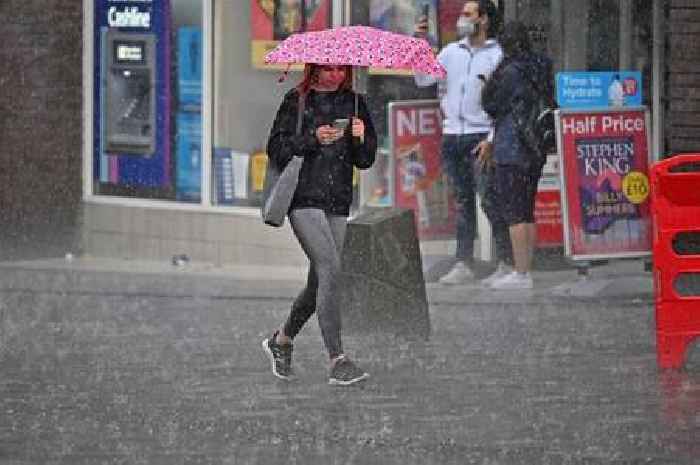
[556,108,652,260]
[388,100,455,239]
[535,189,564,248]
[623,77,638,96]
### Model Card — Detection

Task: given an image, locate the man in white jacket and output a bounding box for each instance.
[415,0,503,284]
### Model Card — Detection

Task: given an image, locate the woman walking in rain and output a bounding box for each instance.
[262,63,377,385]
[480,21,554,289]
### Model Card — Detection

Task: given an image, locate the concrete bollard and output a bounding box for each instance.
[339,207,430,339]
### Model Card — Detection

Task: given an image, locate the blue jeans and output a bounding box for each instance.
[441,133,487,262]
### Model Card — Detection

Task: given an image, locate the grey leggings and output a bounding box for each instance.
[284,208,347,358]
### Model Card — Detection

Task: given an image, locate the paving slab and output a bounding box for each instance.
[0,279,698,464]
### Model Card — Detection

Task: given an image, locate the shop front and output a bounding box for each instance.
[82,0,664,266]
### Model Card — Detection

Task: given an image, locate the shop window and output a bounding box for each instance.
[213,1,502,217]
[347,1,503,239]
[92,0,203,202]
[211,1,334,207]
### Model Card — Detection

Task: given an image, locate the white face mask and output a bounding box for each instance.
[456,16,476,39]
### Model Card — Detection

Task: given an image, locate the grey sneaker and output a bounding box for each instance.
[328,355,369,386]
[262,333,293,380]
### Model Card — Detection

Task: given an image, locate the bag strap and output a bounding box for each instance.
[296,93,306,135]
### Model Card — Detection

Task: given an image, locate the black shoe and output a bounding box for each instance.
[328,355,369,386]
[262,333,293,380]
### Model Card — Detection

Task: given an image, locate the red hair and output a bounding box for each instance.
[297,63,353,95]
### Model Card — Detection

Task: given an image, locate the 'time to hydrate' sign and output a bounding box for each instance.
[555,107,653,260]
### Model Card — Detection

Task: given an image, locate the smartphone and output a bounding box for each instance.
[333,118,350,131]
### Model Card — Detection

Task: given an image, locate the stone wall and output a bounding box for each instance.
[0,1,83,259]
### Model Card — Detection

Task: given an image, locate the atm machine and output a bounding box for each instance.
[94,0,172,193]
[104,32,156,156]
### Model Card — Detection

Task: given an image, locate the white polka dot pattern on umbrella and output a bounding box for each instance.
[264,25,446,78]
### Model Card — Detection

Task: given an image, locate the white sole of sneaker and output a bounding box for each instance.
[261,338,291,380]
[328,372,370,386]
[490,285,534,290]
[439,279,469,286]
[482,274,508,288]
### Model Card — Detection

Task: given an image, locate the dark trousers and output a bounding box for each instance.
[481,163,514,265]
[441,133,487,262]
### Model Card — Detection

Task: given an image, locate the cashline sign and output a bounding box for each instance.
[107,4,152,29]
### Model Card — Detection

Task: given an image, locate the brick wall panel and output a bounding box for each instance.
[670,9,700,22]
[670,21,700,34]
[668,72,700,87]
[0,0,82,257]
[669,86,700,98]
[667,2,700,154]
[668,139,700,153]
[671,0,700,7]
[667,112,700,127]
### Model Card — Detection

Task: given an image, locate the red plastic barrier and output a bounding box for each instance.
[650,154,700,369]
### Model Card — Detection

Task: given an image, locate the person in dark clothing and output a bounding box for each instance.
[262,63,377,386]
[480,21,554,290]
[477,163,514,286]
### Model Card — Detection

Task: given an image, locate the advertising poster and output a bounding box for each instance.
[388,100,455,239]
[556,71,643,109]
[555,107,652,260]
[437,0,469,45]
[251,0,331,69]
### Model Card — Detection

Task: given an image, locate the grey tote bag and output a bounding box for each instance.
[261,95,305,227]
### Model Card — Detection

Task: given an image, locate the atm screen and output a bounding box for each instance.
[114,41,146,65]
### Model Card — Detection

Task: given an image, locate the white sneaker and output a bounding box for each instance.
[439,261,474,285]
[482,263,513,288]
[489,271,533,290]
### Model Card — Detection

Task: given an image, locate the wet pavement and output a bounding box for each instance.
[0,260,698,464]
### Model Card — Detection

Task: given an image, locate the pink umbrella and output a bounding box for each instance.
[264,25,446,78]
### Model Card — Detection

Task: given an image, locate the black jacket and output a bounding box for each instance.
[267,88,377,216]
[482,52,553,167]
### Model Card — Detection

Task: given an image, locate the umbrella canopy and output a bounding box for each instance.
[264,25,446,78]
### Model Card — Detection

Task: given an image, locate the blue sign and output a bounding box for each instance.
[556,72,642,109]
[177,27,202,110]
[176,112,202,201]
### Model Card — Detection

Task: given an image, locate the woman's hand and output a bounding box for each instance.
[351,118,365,142]
[316,125,344,145]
